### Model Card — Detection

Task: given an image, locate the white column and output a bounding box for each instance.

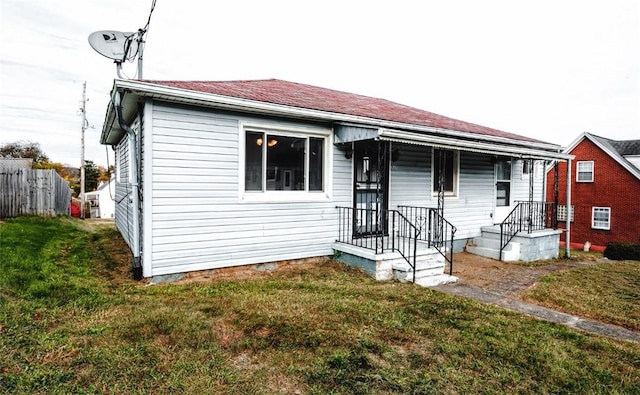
[565,159,572,258]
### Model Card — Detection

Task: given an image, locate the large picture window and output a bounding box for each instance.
[243,127,326,194]
[432,149,459,197]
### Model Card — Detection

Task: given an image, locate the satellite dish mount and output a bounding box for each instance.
[88,30,145,79]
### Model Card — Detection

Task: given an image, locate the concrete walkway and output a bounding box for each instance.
[433,282,640,343]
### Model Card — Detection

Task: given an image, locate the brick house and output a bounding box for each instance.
[546,132,640,251]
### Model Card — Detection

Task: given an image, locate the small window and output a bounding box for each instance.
[592,207,610,230]
[116,139,129,183]
[557,205,575,222]
[577,161,594,182]
[432,149,459,197]
[522,159,538,178]
[495,159,512,207]
[522,160,531,176]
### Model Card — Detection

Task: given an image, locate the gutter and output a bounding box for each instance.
[112,89,143,280]
[379,129,574,161]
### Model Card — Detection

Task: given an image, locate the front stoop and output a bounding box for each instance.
[466,225,562,262]
[333,241,458,287]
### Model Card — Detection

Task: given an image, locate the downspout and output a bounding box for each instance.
[565,158,572,259]
[113,90,143,280]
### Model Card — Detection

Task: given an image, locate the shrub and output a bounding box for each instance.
[603,242,640,261]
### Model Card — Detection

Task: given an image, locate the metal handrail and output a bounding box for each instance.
[394,210,419,282]
[397,206,457,275]
[336,207,419,281]
[499,201,555,260]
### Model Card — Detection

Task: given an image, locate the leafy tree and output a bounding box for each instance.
[84,160,99,192]
[0,140,50,165]
[36,162,75,180]
[97,165,113,183]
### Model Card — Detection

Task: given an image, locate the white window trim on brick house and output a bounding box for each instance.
[576,161,594,182]
[591,206,611,230]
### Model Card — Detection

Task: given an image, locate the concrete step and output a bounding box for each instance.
[468,237,503,250]
[415,274,458,287]
[395,266,446,281]
[392,252,447,282]
[466,236,521,261]
[466,245,501,260]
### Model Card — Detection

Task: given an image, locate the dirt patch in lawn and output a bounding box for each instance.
[450,251,603,298]
[167,257,335,285]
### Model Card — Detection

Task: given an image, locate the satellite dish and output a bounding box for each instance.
[88,30,137,62]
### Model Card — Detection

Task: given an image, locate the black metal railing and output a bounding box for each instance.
[336,207,419,281]
[499,201,555,260]
[397,206,457,275]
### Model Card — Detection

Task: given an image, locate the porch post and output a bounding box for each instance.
[436,149,446,244]
[553,162,559,229]
[565,159,572,258]
[528,159,534,204]
[528,159,534,233]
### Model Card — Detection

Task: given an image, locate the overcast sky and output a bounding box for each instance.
[1,0,638,167]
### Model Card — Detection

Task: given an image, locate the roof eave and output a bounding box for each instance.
[379,129,573,161]
[102,79,565,157]
[581,133,640,181]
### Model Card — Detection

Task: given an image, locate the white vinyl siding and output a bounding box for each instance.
[147,103,349,276]
[113,120,140,251]
[592,207,611,230]
[511,159,544,202]
[390,146,495,240]
[577,161,594,182]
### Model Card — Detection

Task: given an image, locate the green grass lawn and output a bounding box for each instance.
[1,217,639,394]
[522,258,640,331]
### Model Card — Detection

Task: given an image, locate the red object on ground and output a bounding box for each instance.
[70,201,81,218]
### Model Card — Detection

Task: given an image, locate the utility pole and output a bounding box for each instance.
[137,29,144,79]
[80,81,87,219]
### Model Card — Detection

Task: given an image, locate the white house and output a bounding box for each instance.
[84,177,116,219]
[99,79,572,282]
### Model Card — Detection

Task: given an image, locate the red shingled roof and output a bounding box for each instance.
[143,79,541,143]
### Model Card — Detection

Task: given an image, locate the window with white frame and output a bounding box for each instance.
[495,158,512,207]
[557,205,575,222]
[116,138,130,183]
[242,125,329,198]
[576,161,594,182]
[432,149,459,197]
[592,207,611,230]
[522,159,538,178]
[522,160,532,176]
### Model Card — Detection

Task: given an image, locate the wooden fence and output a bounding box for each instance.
[0,169,71,218]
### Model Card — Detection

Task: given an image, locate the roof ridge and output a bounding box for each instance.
[586,132,640,144]
[136,78,549,145]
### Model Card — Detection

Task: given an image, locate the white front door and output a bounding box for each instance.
[493,158,513,223]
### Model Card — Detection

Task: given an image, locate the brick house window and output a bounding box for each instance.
[576,161,594,182]
[592,207,611,230]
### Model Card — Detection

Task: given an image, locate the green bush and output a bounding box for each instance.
[603,242,640,261]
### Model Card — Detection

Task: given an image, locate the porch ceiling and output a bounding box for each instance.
[379,129,573,161]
